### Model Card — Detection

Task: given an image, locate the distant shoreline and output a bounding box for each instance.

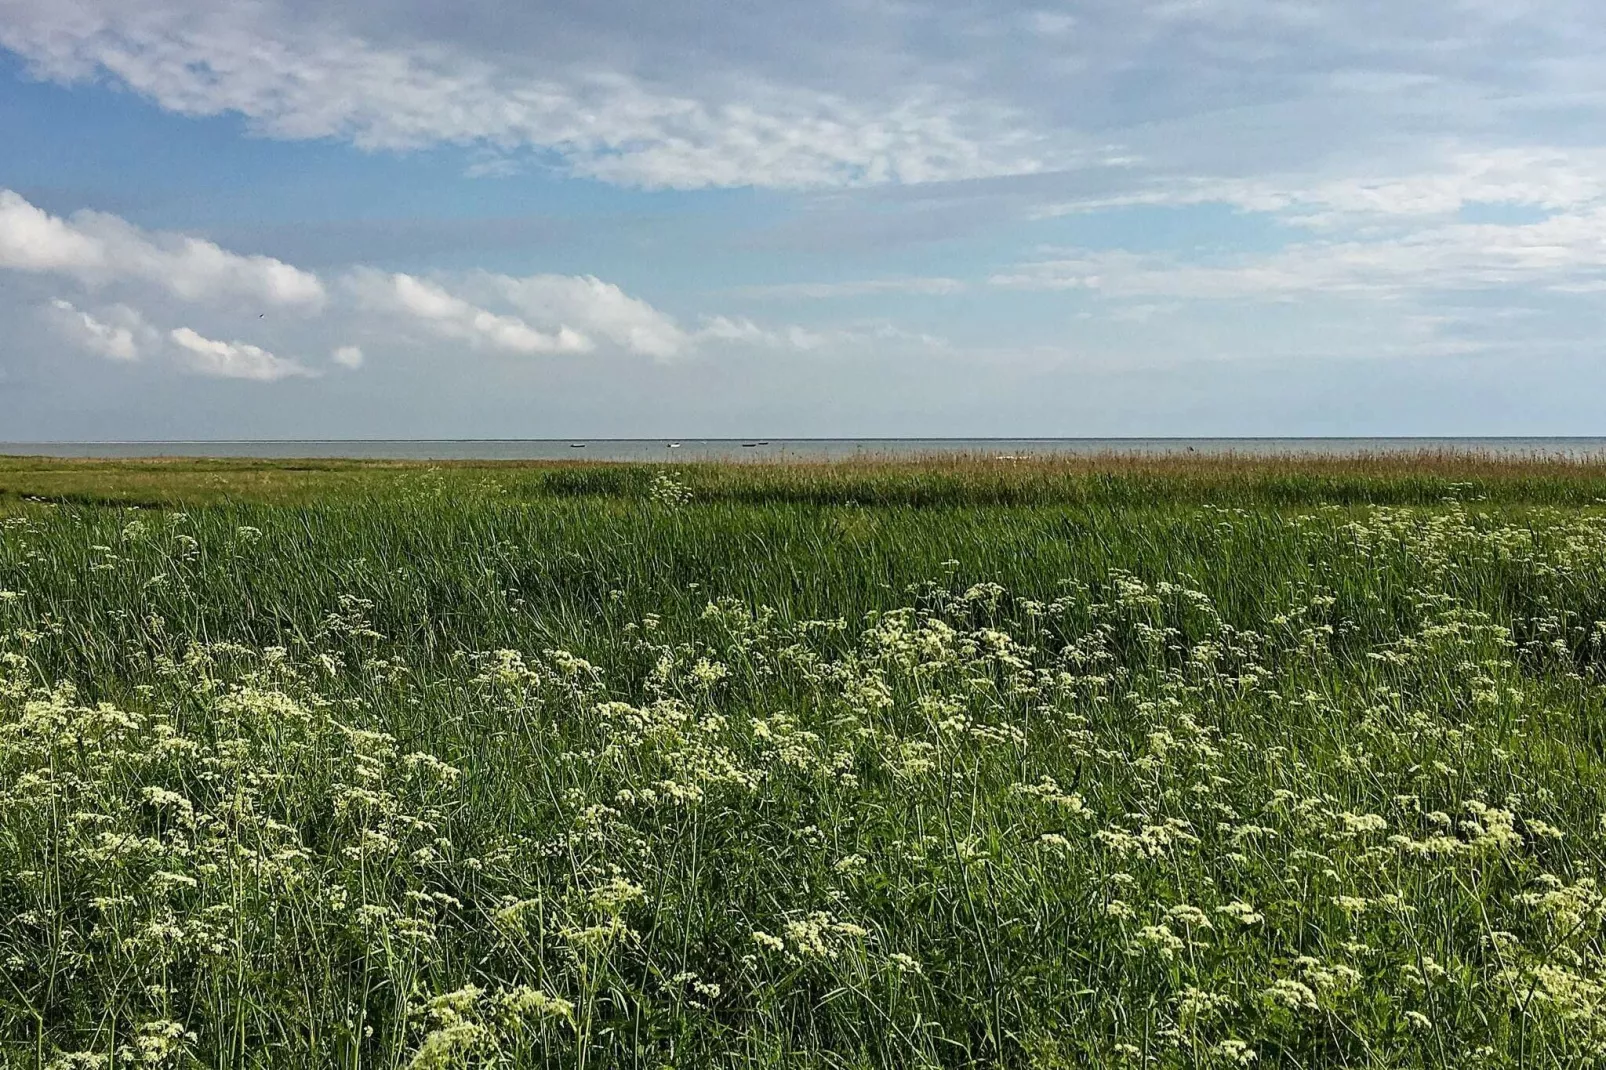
[4,437,1606,463]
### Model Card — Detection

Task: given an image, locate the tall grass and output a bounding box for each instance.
[6,468,1606,1065]
[8,449,1606,507]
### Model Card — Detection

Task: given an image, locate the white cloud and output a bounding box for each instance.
[45,295,318,380]
[351,268,873,359]
[487,274,688,359]
[1034,148,1606,225]
[695,316,823,350]
[347,270,886,362]
[0,189,326,309]
[694,315,947,352]
[348,271,593,355]
[0,0,1058,190]
[993,205,1606,300]
[47,298,146,360]
[169,326,314,380]
[5,189,896,379]
[1,194,104,270]
[731,277,967,299]
[7,0,1606,202]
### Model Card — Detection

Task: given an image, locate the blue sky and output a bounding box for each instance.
[2,0,1604,438]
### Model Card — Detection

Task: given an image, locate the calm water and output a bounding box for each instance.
[3,439,1606,461]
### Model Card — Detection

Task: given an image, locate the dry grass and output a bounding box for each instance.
[4,448,1606,508]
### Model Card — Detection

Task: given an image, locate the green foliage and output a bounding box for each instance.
[6,473,1606,1066]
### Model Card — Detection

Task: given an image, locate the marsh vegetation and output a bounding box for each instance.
[6,456,1606,1067]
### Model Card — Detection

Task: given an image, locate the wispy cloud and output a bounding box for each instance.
[731,277,967,299]
[993,205,1606,300]
[696,315,948,352]
[1032,148,1606,226]
[0,0,1061,190]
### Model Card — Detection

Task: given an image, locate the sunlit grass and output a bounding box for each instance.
[6,464,1606,1066]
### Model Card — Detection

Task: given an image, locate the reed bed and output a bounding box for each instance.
[6,448,1606,507]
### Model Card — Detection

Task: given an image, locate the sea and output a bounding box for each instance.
[2,439,1605,462]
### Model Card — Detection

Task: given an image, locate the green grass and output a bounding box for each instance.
[8,460,1606,1067]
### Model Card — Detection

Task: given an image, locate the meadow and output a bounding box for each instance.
[8,453,1606,1067]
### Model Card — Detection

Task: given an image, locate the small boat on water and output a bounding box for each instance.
[741,442,759,448]
[667,442,681,448]
[570,443,585,448]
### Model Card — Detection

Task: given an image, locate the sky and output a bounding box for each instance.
[1,0,1605,439]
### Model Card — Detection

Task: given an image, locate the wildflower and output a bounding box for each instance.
[141,786,194,818]
[133,1020,196,1067]
[499,987,575,1025]
[1176,986,1233,1025]
[587,876,646,914]
[1212,1039,1257,1065]
[1339,811,1388,834]
[1128,924,1185,960]
[563,917,629,952]
[1462,800,1523,852]
[1216,900,1264,926]
[1165,904,1212,930]
[649,472,696,506]
[1261,979,1319,1013]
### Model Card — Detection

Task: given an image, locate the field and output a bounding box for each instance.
[8,452,1606,1067]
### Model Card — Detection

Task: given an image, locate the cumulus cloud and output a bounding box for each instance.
[2,195,105,271]
[485,274,688,359]
[0,189,326,308]
[347,271,593,355]
[47,298,147,361]
[4,189,874,380]
[343,269,932,363]
[45,294,316,379]
[169,327,315,380]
